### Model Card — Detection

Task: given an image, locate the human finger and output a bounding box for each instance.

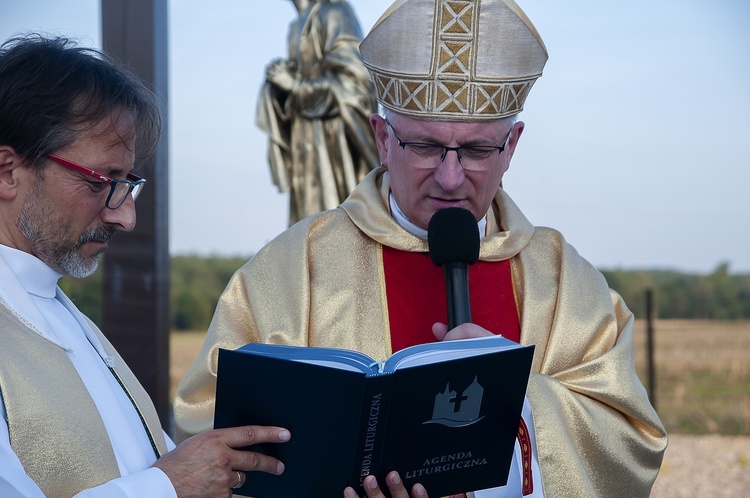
[441,323,494,341]
[361,475,388,498]
[342,475,387,498]
[342,474,428,498]
[215,425,291,449]
[233,447,286,476]
[215,426,290,475]
[384,471,422,498]
[409,482,428,497]
[432,322,449,341]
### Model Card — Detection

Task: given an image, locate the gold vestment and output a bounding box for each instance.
[174,168,667,496]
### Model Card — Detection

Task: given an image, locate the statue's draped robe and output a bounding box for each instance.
[256,0,379,225]
[174,168,667,497]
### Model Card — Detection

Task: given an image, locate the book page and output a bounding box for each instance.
[384,335,522,372]
[237,343,378,373]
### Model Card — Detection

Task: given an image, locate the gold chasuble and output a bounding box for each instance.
[174,168,667,497]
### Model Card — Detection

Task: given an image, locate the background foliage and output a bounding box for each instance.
[169,255,249,331]
[59,257,750,331]
[601,262,750,320]
[59,255,249,330]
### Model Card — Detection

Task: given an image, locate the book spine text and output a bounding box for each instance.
[352,375,393,490]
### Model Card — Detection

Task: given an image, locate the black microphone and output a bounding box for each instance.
[427,208,480,329]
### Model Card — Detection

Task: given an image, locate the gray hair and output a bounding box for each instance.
[380,106,518,136]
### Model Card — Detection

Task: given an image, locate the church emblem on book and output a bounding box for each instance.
[424,376,484,427]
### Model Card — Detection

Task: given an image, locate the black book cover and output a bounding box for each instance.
[213,336,534,498]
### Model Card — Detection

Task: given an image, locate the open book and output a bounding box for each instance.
[213,335,534,498]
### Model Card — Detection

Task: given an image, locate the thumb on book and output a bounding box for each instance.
[433,322,496,342]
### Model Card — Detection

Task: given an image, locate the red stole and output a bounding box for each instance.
[382,247,532,497]
[381,246,520,352]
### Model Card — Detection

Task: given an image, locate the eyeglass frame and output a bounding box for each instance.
[44,153,146,210]
[385,117,513,170]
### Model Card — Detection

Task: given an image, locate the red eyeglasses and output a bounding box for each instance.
[45,153,146,209]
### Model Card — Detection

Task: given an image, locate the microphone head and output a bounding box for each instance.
[428,208,480,266]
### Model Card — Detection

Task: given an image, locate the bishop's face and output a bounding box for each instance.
[370,112,523,230]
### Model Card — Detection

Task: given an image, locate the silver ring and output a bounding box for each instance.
[232,470,244,489]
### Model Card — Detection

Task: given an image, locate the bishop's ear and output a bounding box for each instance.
[506,121,525,157]
[368,114,391,169]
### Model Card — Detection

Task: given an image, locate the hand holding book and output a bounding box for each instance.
[345,472,428,498]
[214,334,534,497]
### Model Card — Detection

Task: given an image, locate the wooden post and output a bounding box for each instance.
[645,288,657,410]
[100,0,171,427]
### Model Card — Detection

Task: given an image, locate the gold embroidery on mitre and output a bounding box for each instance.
[442,1,473,34]
[402,80,430,111]
[439,40,472,76]
[475,84,502,115]
[436,80,470,113]
[506,81,533,114]
[437,1,475,77]
[433,1,475,114]
[375,74,398,108]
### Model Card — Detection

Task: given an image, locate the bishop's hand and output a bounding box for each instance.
[343,471,428,498]
[432,322,494,342]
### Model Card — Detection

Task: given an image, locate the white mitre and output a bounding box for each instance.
[360,0,548,120]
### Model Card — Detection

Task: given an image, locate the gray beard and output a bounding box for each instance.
[17,203,115,279]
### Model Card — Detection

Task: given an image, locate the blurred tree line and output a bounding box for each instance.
[59,257,750,332]
[601,262,750,319]
[59,255,248,331]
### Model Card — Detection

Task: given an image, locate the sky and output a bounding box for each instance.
[2,0,749,274]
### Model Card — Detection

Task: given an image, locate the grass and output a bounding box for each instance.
[632,319,750,435]
[170,319,750,435]
[169,330,207,401]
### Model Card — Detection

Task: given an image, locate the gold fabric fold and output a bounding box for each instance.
[174,167,666,496]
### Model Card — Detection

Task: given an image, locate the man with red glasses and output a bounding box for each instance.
[175,1,668,497]
[0,34,292,497]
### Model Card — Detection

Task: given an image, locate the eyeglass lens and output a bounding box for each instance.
[108,180,143,209]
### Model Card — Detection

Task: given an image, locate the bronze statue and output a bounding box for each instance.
[257,0,379,226]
